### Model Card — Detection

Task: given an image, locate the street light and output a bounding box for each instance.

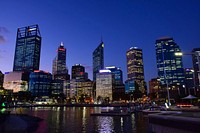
[175,52,200,95]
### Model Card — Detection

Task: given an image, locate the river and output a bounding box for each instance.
[11,107,149,133]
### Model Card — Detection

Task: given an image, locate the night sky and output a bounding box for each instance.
[1,0,200,84]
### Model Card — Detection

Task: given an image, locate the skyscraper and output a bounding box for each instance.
[93,41,104,81]
[105,66,123,85]
[52,42,69,80]
[29,70,52,97]
[13,25,41,72]
[192,48,200,94]
[155,37,185,86]
[184,68,195,95]
[71,64,86,80]
[126,47,145,93]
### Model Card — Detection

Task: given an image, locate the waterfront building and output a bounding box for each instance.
[149,78,163,99]
[184,68,195,95]
[71,64,87,81]
[105,66,123,85]
[100,66,125,101]
[93,41,104,81]
[3,71,28,92]
[155,37,185,98]
[29,70,52,97]
[52,42,70,80]
[65,79,94,103]
[191,48,200,95]
[0,71,4,89]
[155,37,185,86]
[126,47,145,93]
[13,25,41,72]
[96,69,114,102]
[51,79,65,95]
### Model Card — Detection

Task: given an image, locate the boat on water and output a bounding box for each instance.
[90,107,133,116]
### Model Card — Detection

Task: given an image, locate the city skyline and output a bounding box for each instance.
[1,0,200,83]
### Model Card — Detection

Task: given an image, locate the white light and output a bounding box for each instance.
[175,52,183,56]
[99,70,111,73]
[29,28,36,31]
[105,66,116,69]
[61,42,64,46]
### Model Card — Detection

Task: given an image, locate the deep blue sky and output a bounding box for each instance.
[0,0,200,84]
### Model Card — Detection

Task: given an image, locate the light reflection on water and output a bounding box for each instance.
[11,107,148,133]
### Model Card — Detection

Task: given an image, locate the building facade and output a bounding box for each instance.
[29,70,52,97]
[192,48,200,95]
[184,68,195,95]
[105,66,123,85]
[0,71,4,89]
[93,41,104,81]
[3,71,28,92]
[155,37,185,98]
[96,69,114,102]
[65,79,93,103]
[155,37,185,86]
[71,64,87,81]
[126,47,145,93]
[13,25,41,72]
[52,42,70,80]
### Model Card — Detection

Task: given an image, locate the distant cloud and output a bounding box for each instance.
[0,36,6,44]
[0,26,9,33]
[0,50,6,58]
[0,26,9,44]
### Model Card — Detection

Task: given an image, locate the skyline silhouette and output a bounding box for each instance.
[1,0,200,83]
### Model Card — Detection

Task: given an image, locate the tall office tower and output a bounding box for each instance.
[155,37,185,87]
[71,64,86,80]
[93,41,104,81]
[184,68,195,95]
[13,25,41,72]
[105,66,123,85]
[52,42,70,80]
[191,48,200,94]
[126,47,145,93]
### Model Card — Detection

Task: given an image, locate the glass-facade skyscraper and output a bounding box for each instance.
[52,42,69,80]
[29,70,52,97]
[13,25,41,72]
[126,47,145,93]
[105,66,123,85]
[155,37,185,86]
[93,41,104,81]
[192,48,200,93]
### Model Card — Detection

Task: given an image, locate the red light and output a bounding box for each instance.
[80,72,84,75]
[58,48,65,51]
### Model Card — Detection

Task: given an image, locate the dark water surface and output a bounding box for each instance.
[13,107,149,133]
